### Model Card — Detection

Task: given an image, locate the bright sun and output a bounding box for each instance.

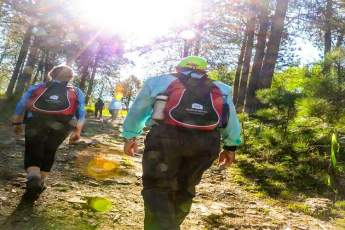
[73,0,201,42]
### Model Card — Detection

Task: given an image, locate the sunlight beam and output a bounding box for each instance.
[73,0,201,41]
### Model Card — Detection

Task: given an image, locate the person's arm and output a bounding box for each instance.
[14,84,42,116]
[12,84,42,134]
[13,84,43,123]
[220,95,241,149]
[75,88,86,128]
[122,79,154,139]
[70,88,85,143]
[122,79,155,156]
[218,86,241,168]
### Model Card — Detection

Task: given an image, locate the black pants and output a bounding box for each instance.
[95,108,103,118]
[142,125,220,230]
[24,117,71,172]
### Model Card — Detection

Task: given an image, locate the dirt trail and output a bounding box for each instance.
[0,119,339,229]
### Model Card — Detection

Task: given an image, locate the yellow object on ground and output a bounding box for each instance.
[88,197,112,212]
[86,155,120,180]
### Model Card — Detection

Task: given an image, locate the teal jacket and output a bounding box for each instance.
[122,73,241,148]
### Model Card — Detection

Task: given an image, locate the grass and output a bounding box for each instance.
[335,201,345,210]
[287,203,311,215]
[228,152,345,222]
[232,153,332,200]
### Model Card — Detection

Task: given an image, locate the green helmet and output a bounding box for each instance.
[177,56,208,71]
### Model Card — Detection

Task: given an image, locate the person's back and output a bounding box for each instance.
[95,99,104,109]
[94,98,104,119]
[121,56,241,230]
[108,98,121,121]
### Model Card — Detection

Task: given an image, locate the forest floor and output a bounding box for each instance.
[0,117,343,230]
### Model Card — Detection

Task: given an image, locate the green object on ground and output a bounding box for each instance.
[88,197,112,212]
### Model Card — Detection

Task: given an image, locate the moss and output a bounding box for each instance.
[287,203,311,215]
[279,190,296,200]
[335,201,345,210]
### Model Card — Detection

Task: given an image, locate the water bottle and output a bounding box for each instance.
[152,94,168,121]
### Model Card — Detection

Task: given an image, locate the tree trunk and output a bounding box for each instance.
[182,39,192,58]
[244,0,270,114]
[233,33,247,103]
[336,31,344,48]
[32,57,44,84]
[194,39,201,56]
[258,0,289,90]
[14,36,40,97]
[324,0,333,56]
[43,51,57,82]
[236,14,256,111]
[79,60,90,92]
[0,46,8,65]
[5,26,32,98]
[193,30,201,56]
[323,0,333,73]
[99,83,104,99]
[85,55,100,105]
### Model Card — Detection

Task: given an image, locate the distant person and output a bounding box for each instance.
[108,98,122,121]
[12,65,85,199]
[94,98,104,119]
[122,56,241,229]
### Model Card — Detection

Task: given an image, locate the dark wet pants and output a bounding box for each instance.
[24,117,71,172]
[142,124,220,230]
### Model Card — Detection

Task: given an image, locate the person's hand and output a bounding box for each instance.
[69,121,83,144]
[13,124,23,135]
[124,139,138,156]
[12,115,23,122]
[12,115,23,135]
[218,150,236,169]
[69,131,81,144]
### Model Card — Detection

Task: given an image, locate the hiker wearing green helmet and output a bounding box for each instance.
[122,56,241,230]
[176,55,208,71]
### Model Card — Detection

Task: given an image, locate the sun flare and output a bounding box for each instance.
[73,0,201,41]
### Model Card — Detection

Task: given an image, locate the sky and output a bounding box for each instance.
[71,0,323,80]
[73,0,201,43]
[295,37,322,66]
[118,39,322,80]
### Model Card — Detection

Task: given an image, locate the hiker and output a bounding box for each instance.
[95,98,104,119]
[122,56,241,230]
[12,65,85,198]
[108,98,122,121]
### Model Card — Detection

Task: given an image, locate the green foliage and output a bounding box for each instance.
[287,203,311,215]
[239,49,345,201]
[335,201,345,210]
[331,134,339,171]
[208,65,234,85]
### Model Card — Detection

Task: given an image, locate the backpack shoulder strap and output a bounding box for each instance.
[66,84,76,92]
[174,73,215,91]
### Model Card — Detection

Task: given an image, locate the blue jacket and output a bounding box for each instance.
[15,81,86,122]
[122,73,241,147]
[109,98,122,110]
